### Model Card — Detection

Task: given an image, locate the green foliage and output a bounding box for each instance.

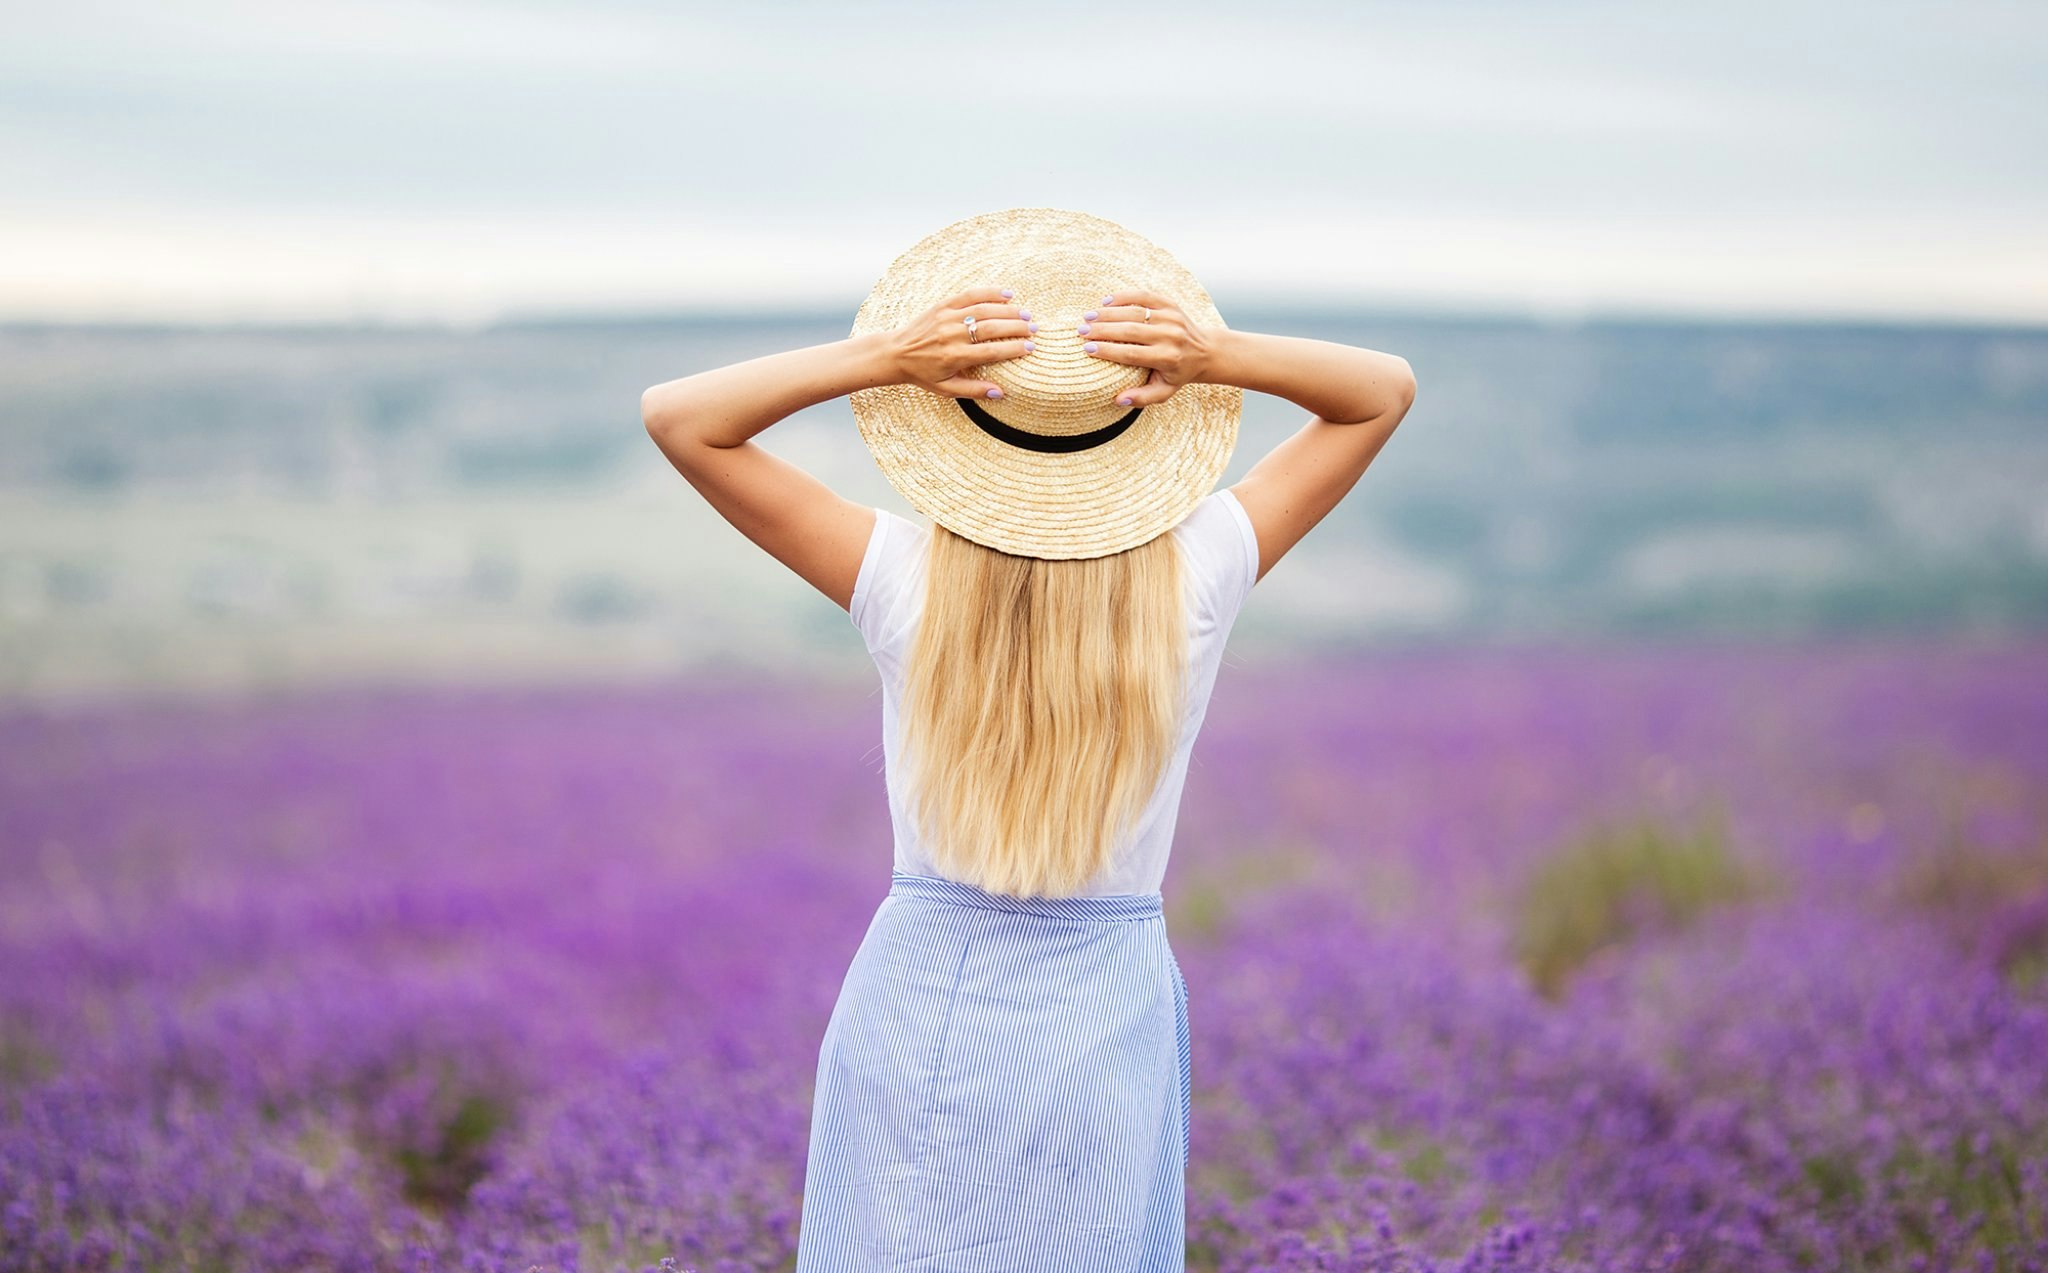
[395,1089,514,1213]
[1868,1132,2044,1272]
[1884,800,2048,990]
[1397,1139,1454,1187]
[1802,1151,1864,1207]
[1168,841,1325,946]
[1514,804,1762,998]
[1889,824,2048,915]
[2001,932,2048,991]
[0,1028,57,1088]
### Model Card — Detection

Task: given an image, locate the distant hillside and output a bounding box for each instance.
[1,312,2043,697]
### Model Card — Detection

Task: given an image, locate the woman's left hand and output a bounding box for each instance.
[1077,288,1220,407]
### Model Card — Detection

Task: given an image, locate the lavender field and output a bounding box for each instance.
[4,638,2047,1272]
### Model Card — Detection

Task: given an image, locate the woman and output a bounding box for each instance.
[640,208,1416,1270]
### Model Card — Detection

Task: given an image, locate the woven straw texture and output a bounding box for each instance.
[849,207,1243,559]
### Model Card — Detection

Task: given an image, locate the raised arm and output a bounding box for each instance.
[639,287,1032,611]
[1204,330,1417,583]
[1079,289,1417,585]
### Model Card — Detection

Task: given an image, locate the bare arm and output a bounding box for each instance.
[1204,329,1417,583]
[640,333,897,612]
[1078,289,1418,585]
[639,287,1032,610]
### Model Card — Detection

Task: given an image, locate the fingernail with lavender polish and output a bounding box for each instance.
[1027,321,1038,332]
[1019,309,1032,320]
[1084,311,1098,321]
[1000,288,1014,298]
[1102,295,1115,304]
[1083,341,1099,353]
[1023,340,1035,351]
[987,387,1003,399]
[1117,395,1133,406]
[1078,323,1091,335]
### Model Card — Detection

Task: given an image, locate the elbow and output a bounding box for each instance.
[641,387,716,473]
[1369,358,1418,427]
[1391,357,1418,411]
[641,385,682,441]
[1335,358,1416,426]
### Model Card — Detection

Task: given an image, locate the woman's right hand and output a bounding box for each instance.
[888,286,1037,400]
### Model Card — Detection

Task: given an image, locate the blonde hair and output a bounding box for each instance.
[900,524,1189,898]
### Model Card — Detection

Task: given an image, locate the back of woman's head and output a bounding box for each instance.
[901,524,1188,898]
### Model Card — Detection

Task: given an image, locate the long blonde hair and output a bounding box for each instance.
[900,524,1189,898]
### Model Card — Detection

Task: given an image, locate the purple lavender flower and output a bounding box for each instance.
[1,639,2044,1269]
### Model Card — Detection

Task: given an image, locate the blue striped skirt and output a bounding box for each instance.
[795,870,1192,1271]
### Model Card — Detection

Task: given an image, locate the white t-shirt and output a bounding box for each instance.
[848,487,1261,897]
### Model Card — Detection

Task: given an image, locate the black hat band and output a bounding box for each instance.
[956,395,1141,454]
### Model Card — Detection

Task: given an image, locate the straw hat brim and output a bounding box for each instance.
[849,206,1242,560]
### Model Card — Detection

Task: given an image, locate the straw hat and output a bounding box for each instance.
[849,206,1243,560]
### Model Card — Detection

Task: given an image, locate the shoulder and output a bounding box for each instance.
[850,507,931,651]
[1172,487,1260,620]
[1173,487,1253,548]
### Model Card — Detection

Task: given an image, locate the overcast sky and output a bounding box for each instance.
[4,0,2044,324]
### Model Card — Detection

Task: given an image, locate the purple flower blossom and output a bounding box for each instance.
[2,638,2045,1269]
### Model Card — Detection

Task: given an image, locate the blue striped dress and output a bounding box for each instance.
[796,872,1191,1269]
[798,489,1260,1269]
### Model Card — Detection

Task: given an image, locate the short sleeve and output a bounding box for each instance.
[849,506,931,654]
[1173,487,1260,627]
[1216,487,1261,613]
